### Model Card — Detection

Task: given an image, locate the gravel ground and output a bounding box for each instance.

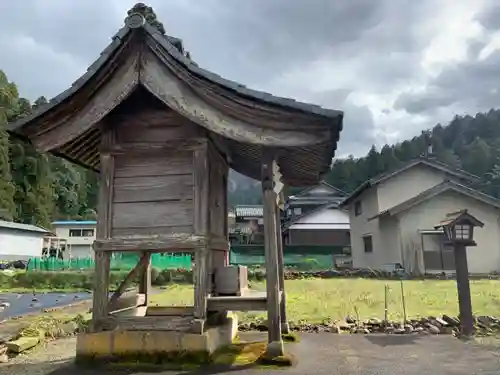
[0,333,498,375]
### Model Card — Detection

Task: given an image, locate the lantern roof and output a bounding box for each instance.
[434,209,484,230]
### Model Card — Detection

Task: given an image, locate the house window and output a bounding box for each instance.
[363,235,373,253]
[293,207,302,215]
[354,201,362,216]
[69,229,95,237]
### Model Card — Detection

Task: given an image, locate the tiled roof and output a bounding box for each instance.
[235,206,264,218]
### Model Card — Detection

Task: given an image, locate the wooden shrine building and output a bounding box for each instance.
[8,4,344,357]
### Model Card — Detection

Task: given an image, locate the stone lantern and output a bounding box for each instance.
[435,209,484,337]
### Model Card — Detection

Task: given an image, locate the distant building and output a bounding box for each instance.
[232,205,264,244]
[51,220,97,259]
[283,182,350,247]
[283,182,347,224]
[0,220,51,261]
[340,157,500,274]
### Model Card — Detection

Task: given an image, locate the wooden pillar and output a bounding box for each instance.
[91,128,114,331]
[262,150,284,357]
[454,243,474,337]
[275,197,289,333]
[138,252,152,304]
[193,146,209,332]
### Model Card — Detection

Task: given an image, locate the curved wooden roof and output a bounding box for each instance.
[8,12,344,186]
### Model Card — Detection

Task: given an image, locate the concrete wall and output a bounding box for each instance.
[376,165,448,212]
[348,188,382,268]
[393,191,500,274]
[0,228,44,261]
[53,224,96,246]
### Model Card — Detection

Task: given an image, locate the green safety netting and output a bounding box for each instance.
[27,253,192,271]
[229,245,348,270]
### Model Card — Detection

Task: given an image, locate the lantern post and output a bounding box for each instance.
[435,209,484,337]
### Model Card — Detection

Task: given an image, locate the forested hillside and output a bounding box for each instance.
[3,67,500,225]
[0,70,98,228]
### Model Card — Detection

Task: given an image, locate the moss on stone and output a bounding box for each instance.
[75,349,212,369]
[258,353,296,367]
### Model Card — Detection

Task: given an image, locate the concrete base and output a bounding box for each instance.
[76,312,238,360]
[266,340,285,357]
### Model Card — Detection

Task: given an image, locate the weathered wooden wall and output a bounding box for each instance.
[109,107,205,238]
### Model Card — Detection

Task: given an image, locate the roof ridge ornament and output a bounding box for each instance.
[126,3,165,34]
[125,13,146,29]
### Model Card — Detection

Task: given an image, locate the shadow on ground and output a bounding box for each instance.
[364,333,423,346]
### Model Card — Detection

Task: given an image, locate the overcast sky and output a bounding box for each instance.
[1,0,500,157]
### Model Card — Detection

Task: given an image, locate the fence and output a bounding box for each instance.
[230,245,350,270]
[27,253,192,272]
[26,245,348,272]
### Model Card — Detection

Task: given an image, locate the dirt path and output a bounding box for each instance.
[0,333,498,375]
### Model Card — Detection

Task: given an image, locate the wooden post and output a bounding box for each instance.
[454,243,474,337]
[262,150,284,357]
[91,128,114,331]
[193,146,209,332]
[275,202,289,333]
[138,252,152,305]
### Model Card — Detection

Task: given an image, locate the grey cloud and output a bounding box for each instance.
[395,45,500,116]
[309,90,377,156]
[475,0,500,31]
[0,0,457,156]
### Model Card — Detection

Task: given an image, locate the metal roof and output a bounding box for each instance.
[52,220,97,226]
[0,220,51,234]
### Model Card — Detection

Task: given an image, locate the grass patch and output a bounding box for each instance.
[150,278,500,322]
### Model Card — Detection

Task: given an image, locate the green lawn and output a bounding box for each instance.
[149,278,500,323]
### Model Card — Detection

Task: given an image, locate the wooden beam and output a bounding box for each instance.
[91,127,114,331]
[193,147,210,323]
[97,315,193,331]
[275,195,289,334]
[102,139,207,155]
[108,293,146,313]
[138,252,152,305]
[261,149,284,356]
[93,233,207,252]
[108,253,149,310]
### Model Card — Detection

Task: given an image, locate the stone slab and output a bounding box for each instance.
[76,313,239,359]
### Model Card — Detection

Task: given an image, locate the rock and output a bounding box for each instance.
[6,337,40,353]
[442,326,455,335]
[476,316,495,327]
[426,324,440,335]
[337,322,352,332]
[404,324,414,333]
[442,315,460,327]
[435,318,448,327]
[329,325,340,333]
[385,326,395,334]
[346,315,356,324]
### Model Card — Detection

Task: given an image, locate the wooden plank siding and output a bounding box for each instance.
[109,109,203,238]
